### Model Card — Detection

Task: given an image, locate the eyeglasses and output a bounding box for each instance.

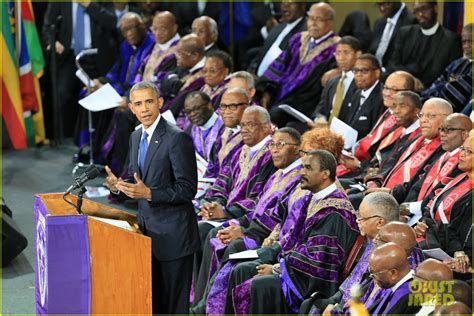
[241,122,264,129]
[459,146,473,155]
[183,102,209,115]
[438,127,466,134]
[268,141,299,150]
[368,268,390,278]
[219,102,247,111]
[356,214,382,222]
[202,67,224,76]
[383,84,407,93]
[353,68,378,75]
[417,113,449,120]
[175,50,193,58]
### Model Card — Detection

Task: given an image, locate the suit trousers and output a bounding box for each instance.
[152,252,194,314]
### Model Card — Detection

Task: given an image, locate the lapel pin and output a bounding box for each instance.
[155,140,159,144]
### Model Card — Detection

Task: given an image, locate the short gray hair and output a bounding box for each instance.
[208,17,218,35]
[223,87,249,103]
[119,12,142,28]
[362,192,400,222]
[130,81,160,99]
[229,71,255,90]
[243,105,271,124]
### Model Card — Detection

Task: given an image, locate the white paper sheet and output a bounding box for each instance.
[200,220,224,228]
[75,69,96,88]
[278,104,312,123]
[78,83,122,112]
[162,110,176,125]
[89,216,133,232]
[84,186,110,198]
[329,117,358,150]
[423,248,454,261]
[229,249,259,260]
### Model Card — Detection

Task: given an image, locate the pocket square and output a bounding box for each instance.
[359,116,368,120]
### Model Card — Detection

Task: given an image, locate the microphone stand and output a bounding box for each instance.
[73,49,98,176]
[76,186,87,215]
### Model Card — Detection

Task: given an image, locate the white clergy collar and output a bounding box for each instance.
[157,33,180,51]
[205,43,215,51]
[314,182,337,200]
[390,270,414,292]
[190,57,206,73]
[403,119,420,136]
[249,135,272,154]
[199,112,218,131]
[421,22,440,36]
[281,158,302,174]
[311,31,334,46]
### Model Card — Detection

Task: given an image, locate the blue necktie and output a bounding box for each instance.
[308,39,317,52]
[139,132,149,173]
[74,5,85,55]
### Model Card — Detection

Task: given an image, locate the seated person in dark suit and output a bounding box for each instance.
[247,1,307,76]
[338,10,372,52]
[338,54,384,140]
[421,24,473,112]
[368,1,417,69]
[386,1,462,87]
[192,16,220,52]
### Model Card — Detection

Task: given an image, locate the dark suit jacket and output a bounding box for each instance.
[249,17,307,74]
[42,2,118,75]
[171,2,221,36]
[126,118,199,261]
[339,82,385,140]
[314,74,357,119]
[368,6,417,66]
[339,11,372,52]
[387,24,462,87]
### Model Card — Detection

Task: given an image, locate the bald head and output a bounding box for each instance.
[192,16,218,46]
[369,243,411,289]
[435,302,472,315]
[179,34,205,54]
[415,259,453,281]
[151,11,178,44]
[445,113,472,131]
[120,12,142,26]
[310,3,335,20]
[156,11,176,24]
[375,222,417,255]
[119,12,147,46]
[450,280,472,307]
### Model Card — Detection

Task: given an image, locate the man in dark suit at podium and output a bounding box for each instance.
[105,81,199,314]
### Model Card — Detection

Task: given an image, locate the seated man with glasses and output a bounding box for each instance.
[361,243,419,315]
[350,98,451,209]
[184,91,224,179]
[393,113,470,212]
[255,3,339,128]
[414,135,472,277]
[132,11,180,85]
[191,127,303,313]
[337,54,384,140]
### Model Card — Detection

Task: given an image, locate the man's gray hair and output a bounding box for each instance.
[362,192,400,222]
[208,17,218,35]
[243,105,271,124]
[119,12,142,28]
[223,87,249,103]
[130,81,160,99]
[229,71,255,90]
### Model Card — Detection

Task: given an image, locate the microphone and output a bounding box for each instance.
[65,164,101,194]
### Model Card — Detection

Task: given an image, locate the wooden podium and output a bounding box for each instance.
[34,193,152,314]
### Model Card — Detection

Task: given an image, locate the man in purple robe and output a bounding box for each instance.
[363,243,419,315]
[184,91,224,179]
[132,11,180,85]
[301,192,400,314]
[191,127,303,313]
[232,150,359,314]
[256,3,339,127]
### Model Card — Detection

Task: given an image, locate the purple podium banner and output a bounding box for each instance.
[34,196,92,314]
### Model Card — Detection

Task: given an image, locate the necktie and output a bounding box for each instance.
[73,5,85,55]
[308,38,317,52]
[328,73,346,123]
[125,49,137,85]
[139,131,149,173]
[375,19,394,66]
